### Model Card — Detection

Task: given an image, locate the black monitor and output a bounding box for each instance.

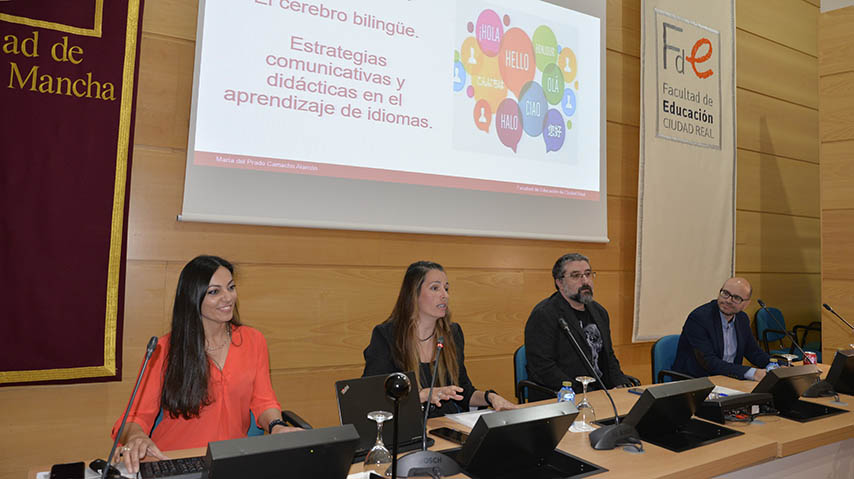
[622,377,742,452]
[826,349,854,395]
[202,424,359,479]
[444,402,606,479]
[752,364,847,422]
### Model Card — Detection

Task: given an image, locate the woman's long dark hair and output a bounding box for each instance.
[161,255,241,419]
[384,261,460,389]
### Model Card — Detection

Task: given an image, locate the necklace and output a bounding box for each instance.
[418,329,436,342]
[205,326,232,352]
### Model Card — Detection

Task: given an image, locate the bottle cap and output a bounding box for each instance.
[562,380,572,387]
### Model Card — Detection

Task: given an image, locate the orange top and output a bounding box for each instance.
[111,325,281,451]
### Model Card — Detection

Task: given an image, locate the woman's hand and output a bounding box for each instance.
[271,425,302,434]
[420,385,464,407]
[487,393,518,411]
[116,431,168,474]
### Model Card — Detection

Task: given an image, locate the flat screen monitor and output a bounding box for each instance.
[622,377,741,452]
[204,424,359,479]
[752,364,847,422]
[445,402,605,478]
[826,349,854,395]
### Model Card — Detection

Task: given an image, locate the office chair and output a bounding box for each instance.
[651,334,694,383]
[755,307,821,362]
[513,345,559,403]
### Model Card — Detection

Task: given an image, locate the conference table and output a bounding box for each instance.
[29,367,854,479]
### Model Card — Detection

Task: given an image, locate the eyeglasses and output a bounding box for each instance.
[719,289,747,304]
[562,270,597,281]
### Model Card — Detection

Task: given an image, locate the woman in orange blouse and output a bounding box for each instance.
[111,255,297,473]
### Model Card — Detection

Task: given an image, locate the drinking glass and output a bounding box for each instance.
[570,376,596,432]
[364,410,393,471]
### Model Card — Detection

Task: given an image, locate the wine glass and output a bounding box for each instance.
[364,410,393,471]
[779,353,798,366]
[570,376,596,432]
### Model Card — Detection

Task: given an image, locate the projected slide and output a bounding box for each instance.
[189,0,601,200]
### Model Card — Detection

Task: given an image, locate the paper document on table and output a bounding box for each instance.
[445,409,493,429]
[708,385,748,400]
[37,462,136,478]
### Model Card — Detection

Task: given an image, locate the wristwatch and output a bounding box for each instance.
[268,418,287,433]
[484,389,497,408]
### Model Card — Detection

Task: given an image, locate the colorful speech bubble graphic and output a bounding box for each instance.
[473,99,492,132]
[460,36,485,76]
[496,98,523,152]
[532,25,558,72]
[453,60,466,92]
[475,9,503,57]
[561,87,577,117]
[519,81,547,137]
[542,63,565,105]
[498,28,535,98]
[543,108,566,152]
[471,54,507,112]
[558,47,578,83]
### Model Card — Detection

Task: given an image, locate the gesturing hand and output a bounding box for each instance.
[420,385,464,407]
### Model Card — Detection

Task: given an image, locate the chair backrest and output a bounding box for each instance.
[514,345,528,402]
[651,334,680,384]
[755,307,786,344]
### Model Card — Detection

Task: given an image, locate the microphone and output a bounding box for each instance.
[394,336,460,477]
[758,300,830,398]
[757,299,811,363]
[98,336,158,479]
[385,372,411,479]
[556,317,640,450]
[824,303,854,333]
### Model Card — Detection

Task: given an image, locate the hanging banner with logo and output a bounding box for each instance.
[633,0,736,341]
[0,0,143,385]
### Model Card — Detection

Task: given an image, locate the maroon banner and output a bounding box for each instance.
[0,0,143,385]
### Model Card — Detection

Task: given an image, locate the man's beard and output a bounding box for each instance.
[570,286,594,305]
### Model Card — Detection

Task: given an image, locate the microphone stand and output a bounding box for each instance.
[758,300,830,398]
[99,336,159,479]
[385,372,412,479]
[394,336,460,477]
[556,317,640,451]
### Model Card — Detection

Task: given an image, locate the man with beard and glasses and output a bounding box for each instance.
[672,277,771,381]
[524,253,636,401]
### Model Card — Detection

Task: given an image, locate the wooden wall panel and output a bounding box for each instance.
[820,140,854,210]
[606,51,640,126]
[820,6,854,372]
[819,6,854,76]
[735,211,820,274]
[736,0,818,56]
[736,88,819,162]
[736,149,819,217]
[141,0,198,41]
[736,29,818,109]
[819,72,854,142]
[606,122,640,199]
[606,0,641,58]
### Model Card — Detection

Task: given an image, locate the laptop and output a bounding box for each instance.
[335,371,433,461]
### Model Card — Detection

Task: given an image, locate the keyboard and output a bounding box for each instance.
[139,456,206,479]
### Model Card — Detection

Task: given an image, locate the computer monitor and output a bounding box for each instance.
[622,377,741,452]
[825,349,854,395]
[203,424,359,479]
[445,402,606,479]
[752,364,847,422]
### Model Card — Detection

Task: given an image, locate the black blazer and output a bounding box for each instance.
[524,292,629,400]
[672,300,770,378]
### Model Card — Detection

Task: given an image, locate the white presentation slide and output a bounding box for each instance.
[181,0,608,241]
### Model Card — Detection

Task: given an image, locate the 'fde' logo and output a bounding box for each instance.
[662,22,713,79]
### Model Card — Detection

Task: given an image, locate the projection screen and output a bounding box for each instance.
[180,0,608,241]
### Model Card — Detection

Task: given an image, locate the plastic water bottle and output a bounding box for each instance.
[558,380,575,405]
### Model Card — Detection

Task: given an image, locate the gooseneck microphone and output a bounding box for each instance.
[394,336,461,477]
[556,317,641,451]
[99,336,158,479]
[385,372,411,479]
[824,303,854,333]
[757,299,811,362]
